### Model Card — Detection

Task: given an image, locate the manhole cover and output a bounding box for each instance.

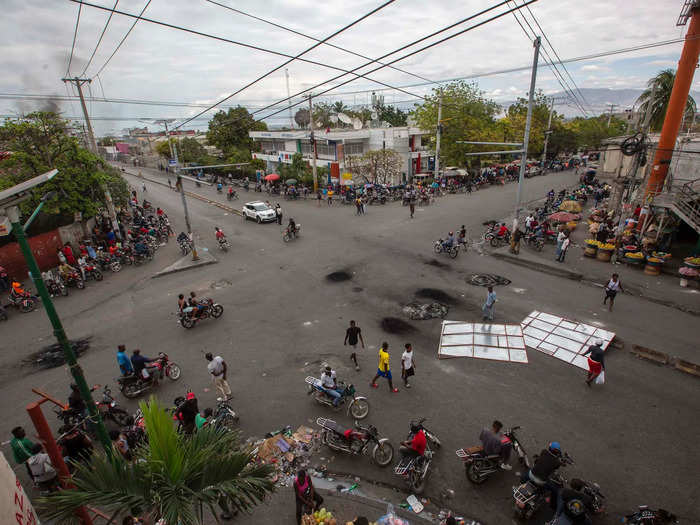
[403,302,449,320]
[380,317,416,334]
[326,270,351,282]
[415,288,457,304]
[466,274,511,287]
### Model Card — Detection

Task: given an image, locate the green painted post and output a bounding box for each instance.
[7,206,113,455]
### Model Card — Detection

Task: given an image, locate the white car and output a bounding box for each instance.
[242,201,276,223]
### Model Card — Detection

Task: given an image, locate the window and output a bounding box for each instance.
[344,142,364,155]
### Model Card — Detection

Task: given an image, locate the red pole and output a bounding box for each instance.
[643,5,700,199]
[26,402,93,525]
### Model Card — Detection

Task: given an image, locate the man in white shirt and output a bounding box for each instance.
[401,343,415,388]
[525,214,534,233]
[320,366,342,406]
[205,352,232,400]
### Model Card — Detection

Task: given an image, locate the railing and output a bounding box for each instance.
[674,180,700,232]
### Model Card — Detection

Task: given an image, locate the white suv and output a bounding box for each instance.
[242,201,276,223]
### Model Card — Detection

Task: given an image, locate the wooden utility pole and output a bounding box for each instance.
[434,92,443,179]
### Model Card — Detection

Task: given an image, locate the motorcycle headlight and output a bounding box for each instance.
[110,402,116,407]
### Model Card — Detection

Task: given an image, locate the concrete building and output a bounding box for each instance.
[249,126,434,185]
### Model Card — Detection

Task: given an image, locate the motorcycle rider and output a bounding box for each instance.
[442,231,456,250]
[458,225,467,245]
[117,345,134,375]
[521,442,565,504]
[287,218,297,239]
[399,421,426,462]
[174,392,199,434]
[227,186,235,199]
[130,349,159,382]
[496,222,509,239]
[549,479,595,525]
[479,420,512,470]
[320,366,342,407]
[133,239,149,259]
[215,227,227,246]
[188,291,205,321]
[217,182,223,193]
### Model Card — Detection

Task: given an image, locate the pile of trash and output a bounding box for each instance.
[249,425,320,487]
[402,302,448,320]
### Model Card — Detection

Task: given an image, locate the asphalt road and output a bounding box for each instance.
[2,167,698,525]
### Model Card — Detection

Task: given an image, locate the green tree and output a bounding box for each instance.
[546,123,578,159]
[566,115,627,150]
[637,69,696,132]
[346,149,402,184]
[0,112,128,217]
[154,139,176,159]
[502,91,559,158]
[98,136,116,146]
[179,137,207,164]
[373,101,408,127]
[411,81,501,168]
[41,399,274,525]
[206,106,267,155]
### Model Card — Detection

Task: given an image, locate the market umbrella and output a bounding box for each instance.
[264,173,280,181]
[559,200,582,213]
[285,178,297,185]
[549,211,581,223]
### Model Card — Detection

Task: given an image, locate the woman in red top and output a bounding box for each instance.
[63,243,77,266]
[293,469,323,525]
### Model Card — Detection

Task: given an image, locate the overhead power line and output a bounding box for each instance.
[92,0,153,78]
[204,0,435,85]
[80,0,120,77]
[65,0,83,77]
[176,0,531,129]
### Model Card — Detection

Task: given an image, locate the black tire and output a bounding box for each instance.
[217,412,239,430]
[433,243,442,254]
[110,408,131,427]
[20,300,36,313]
[410,470,426,494]
[76,279,85,289]
[181,316,195,329]
[111,262,122,272]
[490,237,499,247]
[123,383,141,399]
[60,286,69,296]
[211,305,224,318]
[283,233,290,243]
[349,398,369,419]
[449,247,459,259]
[94,270,103,281]
[372,442,394,467]
[167,363,181,380]
[466,463,486,484]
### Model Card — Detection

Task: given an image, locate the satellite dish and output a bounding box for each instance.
[352,118,363,130]
[371,112,378,120]
[338,113,352,124]
[330,114,339,123]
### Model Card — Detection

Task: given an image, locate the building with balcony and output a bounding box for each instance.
[249,126,434,185]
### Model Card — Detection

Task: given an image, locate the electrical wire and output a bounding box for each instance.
[176,0,535,130]
[203,0,435,85]
[80,0,120,77]
[92,0,152,78]
[65,0,83,77]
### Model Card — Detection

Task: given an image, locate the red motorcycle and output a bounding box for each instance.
[62,270,85,289]
[81,263,103,282]
[117,352,182,398]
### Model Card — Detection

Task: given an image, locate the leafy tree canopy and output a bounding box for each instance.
[206,106,267,155]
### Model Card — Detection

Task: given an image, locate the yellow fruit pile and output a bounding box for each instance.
[652,251,671,259]
[312,508,336,525]
[599,243,615,250]
[684,256,700,265]
[626,252,644,259]
[585,239,600,247]
[647,257,663,263]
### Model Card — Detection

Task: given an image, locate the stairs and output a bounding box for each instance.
[669,180,700,234]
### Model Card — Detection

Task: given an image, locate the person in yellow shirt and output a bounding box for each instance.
[370,342,398,393]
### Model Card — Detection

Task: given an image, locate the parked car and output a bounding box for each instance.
[242,201,276,223]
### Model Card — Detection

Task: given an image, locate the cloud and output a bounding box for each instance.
[581,65,602,71]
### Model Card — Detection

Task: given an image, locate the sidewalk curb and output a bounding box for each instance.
[152,251,218,279]
[628,344,700,378]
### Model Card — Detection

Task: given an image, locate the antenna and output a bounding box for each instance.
[352,118,363,130]
[338,113,352,124]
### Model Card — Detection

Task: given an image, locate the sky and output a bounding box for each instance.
[0,0,693,135]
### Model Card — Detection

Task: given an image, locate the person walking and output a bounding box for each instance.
[409,197,415,219]
[317,191,322,206]
[27,443,58,492]
[205,353,232,400]
[510,227,522,255]
[370,342,398,393]
[275,203,283,225]
[482,286,497,321]
[10,426,36,481]
[555,228,567,260]
[603,273,624,311]
[401,343,415,388]
[582,339,605,387]
[556,233,570,262]
[343,320,365,371]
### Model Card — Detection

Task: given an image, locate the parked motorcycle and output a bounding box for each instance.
[46,276,68,297]
[305,375,369,419]
[317,417,393,466]
[178,238,193,255]
[433,239,459,259]
[623,506,678,524]
[393,418,441,494]
[178,298,224,329]
[62,270,85,289]
[227,190,238,201]
[133,249,154,265]
[117,352,181,398]
[81,263,103,282]
[96,385,131,426]
[282,224,301,242]
[210,396,239,429]
[513,452,573,520]
[456,426,530,484]
[95,250,121,272]
[524,232,544,251]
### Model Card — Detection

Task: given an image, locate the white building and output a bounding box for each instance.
[249,126,434,185]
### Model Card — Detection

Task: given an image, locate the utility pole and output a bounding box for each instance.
[308,95,318,193]
[606,104,617,127]
[157,119,199,261]
[285,69,294,129]
[515,36,541,221]
[541,97,555,169]
[62,77,120,241]
[434,92,443,179]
